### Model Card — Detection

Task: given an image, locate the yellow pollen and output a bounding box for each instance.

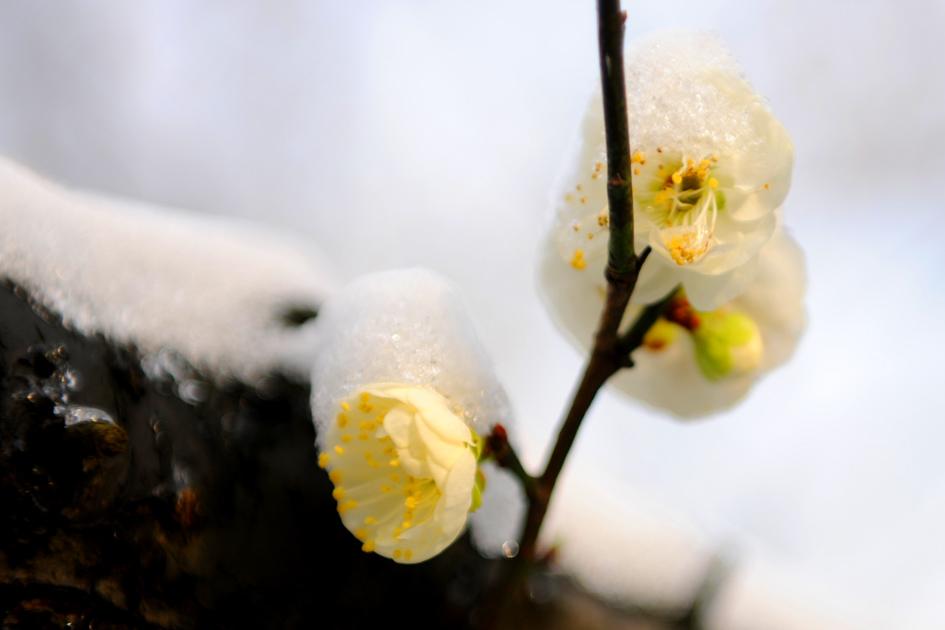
[318,453,330,468]
[381,485,392,493]
[337,413,348,428]
[384,446,397,456]
[359,421,368,431]
[671,172,682,184]
[358,433,369,441]
[341,434,352,443]
[569,249,586,270]
[634,168,641,175]
[595,161,602,171]
[389,459,400,467]
[334,446,344,455]
[364,517,377,525]
[364,452,374,460]
[708,177,719,188]
[393,527,403,537]
[340,401,350,412]
[360,393,370,403]
[597,214,609,227]
[587,233,593,240]
[405,497,419,509]
[344,500,357,510]
[664,231,709,265]
[764,183,770,189]
[376,412,386,422]
[358,402,374,413]
[354,528,368,541]
[393,549,403,559]
[332,487,344,500]
[402,521,412,529]
[632,151,643,163]
[580,196,587,203]
[328,471,342,483]
[368,460,378,469]
[591,172,599,179]
[404,550,412,560]
[378,436,391,443]
[362,541,375,553]
[390,474,400,483]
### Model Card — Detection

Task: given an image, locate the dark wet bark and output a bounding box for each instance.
[0,280,704,630]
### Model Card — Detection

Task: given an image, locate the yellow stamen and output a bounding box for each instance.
[318,453,330,468]
[393,549,403,559]
[328,470,342,483]
[389,459,400,467]
[404,550,412,560]
[362,541,375,553]
[340,401,350,412]
[334,446,344,455]
[569,249,586,270]
[341,434,352,443]
[337,413,348,428]
[364,517,377,525]
[381,485,392,493]
[332,487,344,500]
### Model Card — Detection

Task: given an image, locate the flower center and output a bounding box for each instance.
[637,150,721,265]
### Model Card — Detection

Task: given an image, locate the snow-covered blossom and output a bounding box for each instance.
[548,29,794,311]
[311,268,521,562]
[540,229,806,418]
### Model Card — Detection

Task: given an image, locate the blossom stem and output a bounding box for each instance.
[616,286,677,356]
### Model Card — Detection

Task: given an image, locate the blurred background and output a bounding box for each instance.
[1,1,943,627]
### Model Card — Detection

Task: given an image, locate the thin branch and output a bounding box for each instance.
[513,0,638,564]
[599,0,635,278]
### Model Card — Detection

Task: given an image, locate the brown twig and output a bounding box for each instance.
[513,0,639,564]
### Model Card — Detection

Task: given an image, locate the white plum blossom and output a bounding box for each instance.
[318,384,483,563]
[549,29,794,311]
[311,268,522,562]
[540,229,806,418]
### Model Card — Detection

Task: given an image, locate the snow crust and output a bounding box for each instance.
[0,156,337,382]
[624,29,765,158]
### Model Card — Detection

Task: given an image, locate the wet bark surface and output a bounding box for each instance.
[0,281,686,630]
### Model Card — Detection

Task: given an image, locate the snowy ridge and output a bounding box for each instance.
[0,156,337,382]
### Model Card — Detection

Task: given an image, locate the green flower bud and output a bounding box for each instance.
[691,310,763,381]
